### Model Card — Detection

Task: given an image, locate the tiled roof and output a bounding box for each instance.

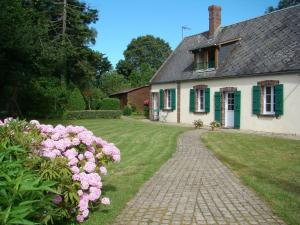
[150,5,300,84]
[110,86,149,96]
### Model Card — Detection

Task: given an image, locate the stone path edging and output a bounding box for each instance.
[113,130,285,225]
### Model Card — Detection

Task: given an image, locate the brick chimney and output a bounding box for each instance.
[208,5,221,37]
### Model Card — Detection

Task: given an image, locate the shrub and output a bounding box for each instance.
[64,110,121,120]
[0,118,121,223]
[193,119,204,129]
[210,121,221,131]
[67,88,86,111]
[99,98,120,110]
[123,105,132,116]
[144,105,149,118]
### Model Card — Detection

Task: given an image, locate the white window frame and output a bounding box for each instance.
[196,89,205,112]
[165,89,171,109]
[263,85,275,115]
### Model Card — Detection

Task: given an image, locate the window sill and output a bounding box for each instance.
[195,68,215,73]
[257,114,280,118]
[162,109,173,112]
[194,111,207,114]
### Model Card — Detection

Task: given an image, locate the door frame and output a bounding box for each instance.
[224,92,235,128]
[151,92,159,121]
[220,87,238,128]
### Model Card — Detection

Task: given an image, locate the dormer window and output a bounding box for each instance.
[194,47,217,71]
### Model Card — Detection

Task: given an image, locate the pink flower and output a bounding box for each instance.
[101,197,110,205]
[72,137,80,145]
[76,215,85,222]
[78,154,84,160]
[53,195,62,204]
[84,162,96,173]
[72,174,80,181]
[112,154,121,162]
[68,158,79,166]
[82,209,89,218]
[30,120,40,125]
[71,166,80,174]
[77,190,84,196]
[84,151,93,159]
[88,187,101,201]
[99,166,107,175]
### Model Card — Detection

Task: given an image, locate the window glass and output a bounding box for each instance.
[264,86,275,114]
[228,93,234,110]
[196,89,205,112]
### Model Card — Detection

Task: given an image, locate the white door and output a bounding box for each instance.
[225,92,235,128]
[152,93,159,121]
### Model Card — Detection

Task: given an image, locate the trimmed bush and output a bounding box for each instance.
[193,119,204,129]
[123,105,132,116]
[99,98,120,110]
[67,88,86,110]
[64,110,121,120]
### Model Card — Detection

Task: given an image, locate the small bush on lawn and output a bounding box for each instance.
[123,105,132,116]
[67,88,86,111]
[99,98,120,110]
[210,121,221,131]
[64,110,121,120]
[193,119,203,129]
[0,118,121,224]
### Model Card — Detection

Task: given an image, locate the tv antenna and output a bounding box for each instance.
[182,25,191,40]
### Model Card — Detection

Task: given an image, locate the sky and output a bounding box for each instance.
[85,0,278,67]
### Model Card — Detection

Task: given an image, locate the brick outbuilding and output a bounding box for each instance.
[110,86,150,112]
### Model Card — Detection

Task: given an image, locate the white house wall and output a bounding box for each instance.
[151,73,300,135]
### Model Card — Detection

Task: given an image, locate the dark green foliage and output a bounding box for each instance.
[98,71,131,96]
[193,119,204,129]
[144,105,149,118]
[123,106,132,116]
[24,77,68,118]
[83,88,106,110]
[116,35,172,88]
[0,120,60,224]
[99,98,120,110]
[128,63,156,87]
[0,0,112,117]
[67,88,86,111]
[266,0,299,13]
[64,110,122,120]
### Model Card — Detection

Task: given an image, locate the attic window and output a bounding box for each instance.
[194,47,216,71]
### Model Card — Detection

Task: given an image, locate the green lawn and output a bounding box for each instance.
[201,132,300,225]
[58,119,189,225]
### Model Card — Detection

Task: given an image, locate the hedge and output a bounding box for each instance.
[99,98,120,110]
[64,110,121,120]
[67,88,86,110]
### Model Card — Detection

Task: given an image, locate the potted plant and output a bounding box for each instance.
[193,119,204,129]
[210,121,221,131]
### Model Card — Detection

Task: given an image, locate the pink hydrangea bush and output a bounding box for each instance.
[0,118,120,223]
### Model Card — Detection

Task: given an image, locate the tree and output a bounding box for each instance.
[116,35,172,78]
[266,0,299,13]
[98,71,131,96]
[128,64,156,87]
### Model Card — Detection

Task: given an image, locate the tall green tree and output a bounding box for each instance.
[266,0,299,13]
[116,35,172,78]
[128,64,156,87]
[98,71,131,96]
[0,0,111,117]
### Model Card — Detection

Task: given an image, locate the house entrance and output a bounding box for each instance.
[225,92,235,128]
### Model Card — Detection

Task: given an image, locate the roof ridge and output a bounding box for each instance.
[223,4,299,29]
[184,4,299,39]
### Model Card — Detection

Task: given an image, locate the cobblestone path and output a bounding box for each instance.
[113,130,285,225]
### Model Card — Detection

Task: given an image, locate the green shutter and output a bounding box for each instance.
[252,86,261,115]
[234,91,241,129]
[189,89,195,112]
[275,84,284,116]
[214,92,221,123]
[171,88,176,110]
[204,88,210,113]
[159,89,164,110]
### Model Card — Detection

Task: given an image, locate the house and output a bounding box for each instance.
[149,5,300,135]
[110,86,150,112]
